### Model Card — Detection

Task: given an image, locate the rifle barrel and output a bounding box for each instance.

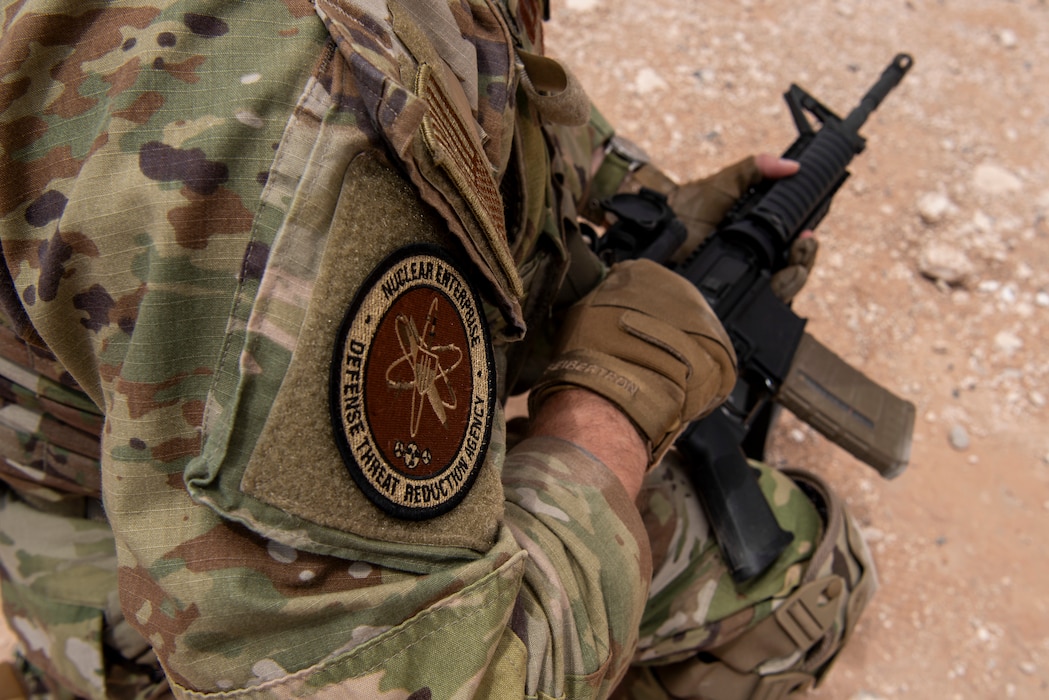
[843,53,914,133]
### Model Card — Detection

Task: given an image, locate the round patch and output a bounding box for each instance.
[330,245,495,520]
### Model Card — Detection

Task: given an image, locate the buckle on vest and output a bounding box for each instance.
[775,575,846,651]
[752,671,813,700]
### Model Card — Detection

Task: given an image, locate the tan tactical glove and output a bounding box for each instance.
[666,156,761,256]
[666,156,819,303]
[529,259,737,466]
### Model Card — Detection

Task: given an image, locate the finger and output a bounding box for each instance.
[770,265,808,303]
[754,153,800,179]
[788,236,819,269]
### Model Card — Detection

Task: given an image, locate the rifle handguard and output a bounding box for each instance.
[529,259,737,466]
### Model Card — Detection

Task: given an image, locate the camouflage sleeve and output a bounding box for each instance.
[501,436,653,697]
[0,2,659,698]
[544,107,620,223]
[545,104,679,226]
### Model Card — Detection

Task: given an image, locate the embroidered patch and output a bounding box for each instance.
[330,245,495,519]
[417,63,524,299]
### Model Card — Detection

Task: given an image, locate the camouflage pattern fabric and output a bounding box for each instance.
[611,460,877,700]
[0,1,874,698]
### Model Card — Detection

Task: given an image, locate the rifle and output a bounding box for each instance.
[593,54,916,583]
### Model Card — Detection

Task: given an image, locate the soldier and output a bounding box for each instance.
[0,1,875,698]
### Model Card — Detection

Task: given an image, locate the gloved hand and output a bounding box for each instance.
[666,156,763,256]
[528,259,737,467]
[666,155,819,303]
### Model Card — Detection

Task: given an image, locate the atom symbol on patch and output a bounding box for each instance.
[385,296,463,437]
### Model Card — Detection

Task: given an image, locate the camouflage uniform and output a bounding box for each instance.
[0,2,875,699]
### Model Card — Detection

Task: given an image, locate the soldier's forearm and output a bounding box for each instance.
[527,388,648,499]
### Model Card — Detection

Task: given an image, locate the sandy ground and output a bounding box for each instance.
[3,1,1048,698]
[545,0,1049,697]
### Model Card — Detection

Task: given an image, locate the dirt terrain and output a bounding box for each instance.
[545,0,1049,697]
[3,1,1048,698]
